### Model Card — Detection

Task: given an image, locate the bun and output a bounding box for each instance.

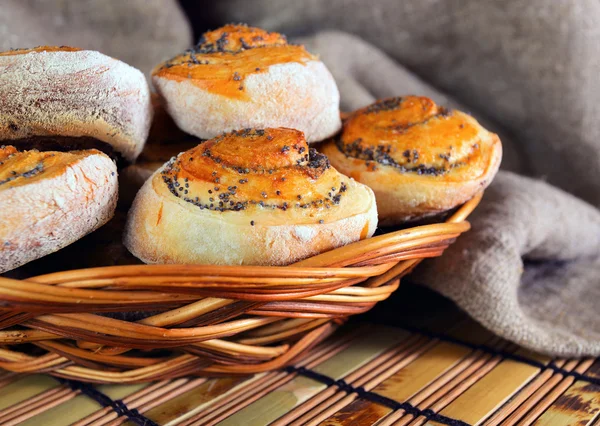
[0,146,118,273]
[320,96,502,225]
[124,128,377,266]
[152,24,341,143]
[0,46,152,162]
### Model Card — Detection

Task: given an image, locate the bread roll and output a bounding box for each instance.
[124,128,377,266]
[0,46,152,162]
[152,24,341,143]
[0,146,118,273]
[320,96,502,225]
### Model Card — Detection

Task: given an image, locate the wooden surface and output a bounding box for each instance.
[0,284,597,425]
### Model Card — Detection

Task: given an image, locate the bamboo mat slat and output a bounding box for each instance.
[529,360,600,426]
[17,383,148,426]
[319,341,472,425]
[426,350,551,425]
[0,374,59,411]
[0,284,599,426]
[214,327,410,426]
[127,377,250,426]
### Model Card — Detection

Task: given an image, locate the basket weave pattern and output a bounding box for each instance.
[0,194,482,383]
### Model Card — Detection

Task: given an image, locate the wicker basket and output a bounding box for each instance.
[0,193,482,384]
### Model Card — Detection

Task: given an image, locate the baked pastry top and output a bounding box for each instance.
[151,24,341,143]
[0,46,82,55]
[320,96,502,224]
[0,145,99,190]
[154,24,315,100]
[159,128,361,224]
[339,97,494,179]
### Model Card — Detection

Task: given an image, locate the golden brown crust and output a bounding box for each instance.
[0,46,82,56]
[320,96,502,225]
[124,128,377,265]
[157,128,352,217]
[151,24,341,143]
[0,146,94,190]
[153,25,315,100]
[0,147,118,273]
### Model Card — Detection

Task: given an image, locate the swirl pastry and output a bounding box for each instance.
[320,96,502,225]
[0,46,152,162]
[124,128,377,266]
[152,24,341,143]
[0,146,118,273]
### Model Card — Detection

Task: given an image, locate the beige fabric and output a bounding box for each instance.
[418,172,600,356]
[293,31,600,356]
[0,0,192,77]
[209,1,600,356]
[212,0,600,206]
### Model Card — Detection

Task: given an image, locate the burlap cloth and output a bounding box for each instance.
[2,0,599,356]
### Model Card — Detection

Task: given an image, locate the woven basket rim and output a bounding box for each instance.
[0,192,483,383]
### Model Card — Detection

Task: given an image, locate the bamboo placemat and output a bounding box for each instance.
[0,284,598,426]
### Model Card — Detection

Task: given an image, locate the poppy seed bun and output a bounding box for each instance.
[320,96,502,225]
[152,24,341,143]
[0,46,152,162]
[124,128,377,266]
[0,146,118,273]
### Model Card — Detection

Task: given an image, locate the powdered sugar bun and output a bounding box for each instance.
[0,46,152,162]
